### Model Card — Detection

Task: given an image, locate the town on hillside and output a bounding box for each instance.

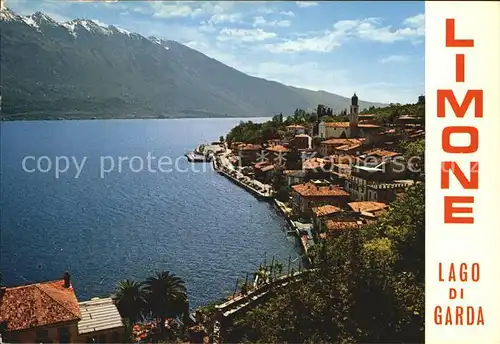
[182,94,425,342]
[201,92,425,266]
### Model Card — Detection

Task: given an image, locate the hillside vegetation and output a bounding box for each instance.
[227,184,425,343]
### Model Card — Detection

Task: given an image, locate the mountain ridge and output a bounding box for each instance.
[0,8,388,120]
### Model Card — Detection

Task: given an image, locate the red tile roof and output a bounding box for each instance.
[336,144,361,151]
[254,161,269,169]
[0,280,81,332]
[311,205,341,217]
[266,145,290,153]
[239,143,262,151]
[365,150,400,158]
[358,124,381,128]
[348,201,388,213]
[261,164,275,172]
[323,122,350,128]
[291,182,349,197]
[303,157,328,170]
[321,138,362,146]
[286,124,305,129]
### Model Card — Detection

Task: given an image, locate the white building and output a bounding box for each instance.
[318,93,380,139]
[286,124,306,135]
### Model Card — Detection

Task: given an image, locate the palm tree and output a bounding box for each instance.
[143,271,188,330]
[112,279,147,323]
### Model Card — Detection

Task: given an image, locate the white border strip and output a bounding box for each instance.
[425,2,500,343]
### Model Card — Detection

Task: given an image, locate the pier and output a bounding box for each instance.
[185,152,211,162]
[185,143,224,162]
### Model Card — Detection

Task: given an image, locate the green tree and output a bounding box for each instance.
[112,279,147,323]
[401,139,425,176]
[144,271,189,330]
[230,184,425,343]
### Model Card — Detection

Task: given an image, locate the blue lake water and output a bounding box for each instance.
[0,118,301,308]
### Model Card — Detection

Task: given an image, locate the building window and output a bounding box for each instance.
[36,329,50,343]
[58,326,70,343]
[86,336,96,343]
[111,332,120,343]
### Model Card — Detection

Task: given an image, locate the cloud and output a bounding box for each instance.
[217,28,277,43]
[198,21,216,33]
[266,14,425,53]
[4,0,71,21]
[355,16,424,43]
[253,16,291,28]
[280,11,295,17]
[146,1,237,19]
[264,21,357,53]
[150,2,203,18]
[403,13,424,28]
[122,18,209,45]
[296,1,318,8]
[207,12,243,25]
[379,55,411,64]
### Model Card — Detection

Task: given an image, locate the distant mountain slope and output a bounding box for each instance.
[0,8,386,120]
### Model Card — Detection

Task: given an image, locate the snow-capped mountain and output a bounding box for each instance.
[1,8,150,40]
[0,7,383,119]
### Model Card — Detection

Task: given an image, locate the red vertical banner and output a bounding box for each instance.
[426,2,500,343]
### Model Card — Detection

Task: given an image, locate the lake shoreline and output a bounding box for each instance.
[0,114,274,122]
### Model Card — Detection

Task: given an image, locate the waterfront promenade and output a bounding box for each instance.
[212,150,273,199]
[214,269,315,319]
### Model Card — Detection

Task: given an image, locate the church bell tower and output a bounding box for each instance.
[349,92,359,127]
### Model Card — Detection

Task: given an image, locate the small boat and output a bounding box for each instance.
[185,152,208,163]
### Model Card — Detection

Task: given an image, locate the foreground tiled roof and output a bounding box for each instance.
[348,201,388,213]
[292,182,349,197]
[0,280,81,332]
[311,205,341,217]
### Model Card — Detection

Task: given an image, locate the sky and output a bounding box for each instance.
[5,0,425,104]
